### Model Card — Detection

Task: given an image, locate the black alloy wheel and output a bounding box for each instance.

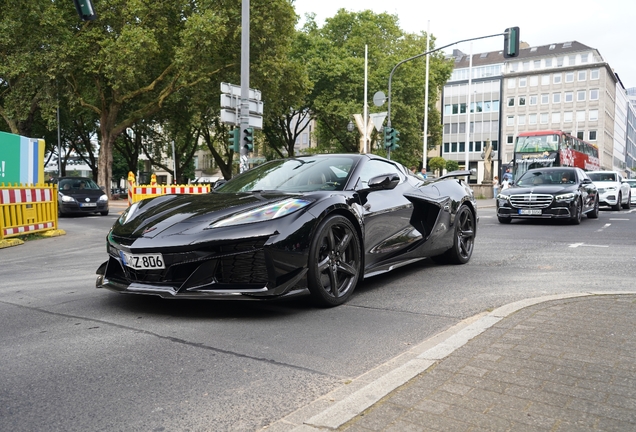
[570,198,582,225]
[307,215,361,307]
[435,205,475,264]
[497,216,511,224]
[587,196,599,219]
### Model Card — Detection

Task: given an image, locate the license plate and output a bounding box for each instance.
[120,251,165,269]
[80,202,97,207]
[519,209,542,215]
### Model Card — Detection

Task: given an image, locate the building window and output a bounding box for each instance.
[451,142,458,152]
[522,62,530,71]
[557,57,564,67]
[530,76,538,86]
[444,124,450,133]
[589,130,597,140]
[590,69,599,80]
[553,93,561,103]
[444,143,450,153]
[452,104,459,114]
[451,123,458,133]
[460,103,467,113]
[459,142,465,152]
[459,122,466,133]
[541,75,550,85]
[565,72,574,83]
[529,113,537,124]
[577,90,586,101]
[581,53,589,63]
[576,111,585,122]
[507,97,515,107]
[589,109,598,121]
[507,116,514,126]
[578,70,587,81]
[529,95,538,105]
[492,100,500,112]
[533,60,541,69]
[564,91,573,102]
[564,112,573,123]
[568,55,576,66]
[507,135,514,144]
[541,94,549,104]
[444,105,452,115]
[508,78,516,89]
[577,131,584,140]
[551,112,561,124]
[589,89,599,100]
[540,113,549,124]
[519,97,526,106]
[553,73,562,84]
[519,77,527,87]
[545,58,552,67]
[518,115,526,125]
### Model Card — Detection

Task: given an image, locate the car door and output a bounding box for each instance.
[577,169,597,210]
[354,159,418,269]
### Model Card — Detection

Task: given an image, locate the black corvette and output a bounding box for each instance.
[496,166,599,224]
[96,154,478,307]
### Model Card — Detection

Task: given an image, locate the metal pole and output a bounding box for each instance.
[57,104,62,177]
[465,43,472,172]
[172,140,176,184]
[422,21,430,171]
[239,0,250,174]
[363,45,368,154]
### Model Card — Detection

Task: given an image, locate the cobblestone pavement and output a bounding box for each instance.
[338,294,636,431]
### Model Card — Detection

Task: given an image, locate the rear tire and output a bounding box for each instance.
[435,206,475,264]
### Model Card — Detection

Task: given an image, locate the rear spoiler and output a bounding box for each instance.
[437,169,474,180]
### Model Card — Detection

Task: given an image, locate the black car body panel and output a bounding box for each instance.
[96,154,478,305]
[496,167,598,222]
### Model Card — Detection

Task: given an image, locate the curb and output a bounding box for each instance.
[266,291,636,431]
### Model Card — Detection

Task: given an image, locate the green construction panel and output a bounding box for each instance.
[0,131,22,185]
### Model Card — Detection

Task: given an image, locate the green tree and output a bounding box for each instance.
[428,156,446,175]
[445,159,459,172]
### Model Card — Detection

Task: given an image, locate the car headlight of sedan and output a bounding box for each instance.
[59,194,76,203]
[555,192,576,202]
[496,193,510,201]
[99,194,109,202]
[210,198,312,228]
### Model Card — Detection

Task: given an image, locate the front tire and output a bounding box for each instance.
[307,215,361,307]
[622,193,631,209]
[570,198,582,225]
[498,216,511,224]
[587,196,599,219]
[612,193,621,211]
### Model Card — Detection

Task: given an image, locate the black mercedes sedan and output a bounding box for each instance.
[496,167,598,224]
[96,154,478,307]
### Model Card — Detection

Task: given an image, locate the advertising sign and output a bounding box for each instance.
[0,131,45,185]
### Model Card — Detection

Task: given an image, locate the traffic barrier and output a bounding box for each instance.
[0,183,58,241]
[126,172,211,205]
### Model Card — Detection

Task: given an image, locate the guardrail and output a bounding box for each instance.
[0,183,58,242]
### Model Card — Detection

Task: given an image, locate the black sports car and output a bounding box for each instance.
[496,166,599,225]
[96,154,478,307]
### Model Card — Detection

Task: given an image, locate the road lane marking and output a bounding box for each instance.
[597,223,611,232]
[569,243,609,248]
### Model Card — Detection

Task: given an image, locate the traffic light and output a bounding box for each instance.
[243,127,254,152]
[383,127,394,149]
[503,27,520,58]
[228,128,239,152]
[390,129,400,150]
[73,0,97,21]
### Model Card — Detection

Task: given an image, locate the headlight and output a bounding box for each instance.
[210,198,311,228]
[60,194,76,203]
[605,186,616,191]
[496,193,510,201]
[555,192,576,202]
[99,194,109,202]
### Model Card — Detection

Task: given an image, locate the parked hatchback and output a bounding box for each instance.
[57,177,109,216]
[587,171,631,210]
[625,179,636,205]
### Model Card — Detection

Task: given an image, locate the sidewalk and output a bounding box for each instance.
[270,293,636,431]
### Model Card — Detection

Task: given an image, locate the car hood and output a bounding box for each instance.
[501,184,577,195]
[112,191,306,239]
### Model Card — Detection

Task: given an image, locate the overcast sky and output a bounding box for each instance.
[293,0,636,90]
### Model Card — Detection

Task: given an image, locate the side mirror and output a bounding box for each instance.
[581,178,592,184]
[366,173,400,190]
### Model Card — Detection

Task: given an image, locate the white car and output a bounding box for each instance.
[626,179,636,205]
[587,171,631,210]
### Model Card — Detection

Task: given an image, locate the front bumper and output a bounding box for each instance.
[597,190,618,206]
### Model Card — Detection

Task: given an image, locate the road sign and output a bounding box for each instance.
[220,94,264,114]
[220,82,261,101]
[220,109,263,129]
[370,112,387,132]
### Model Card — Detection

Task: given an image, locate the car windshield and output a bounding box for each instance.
[587,172,616,182]
[516,170,573,186]
[59,178,101,191]
[216,157,355,193]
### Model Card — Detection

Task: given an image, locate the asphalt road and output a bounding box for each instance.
[0,203,634,431]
